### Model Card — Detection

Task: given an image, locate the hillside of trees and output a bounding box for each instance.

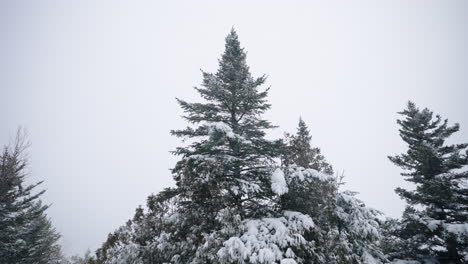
[1,30,467,264]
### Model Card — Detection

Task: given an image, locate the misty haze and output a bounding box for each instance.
[1,1,468,264]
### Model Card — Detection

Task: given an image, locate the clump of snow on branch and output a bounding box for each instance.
[287,165,335,183]
[404,211,468,244]
[389,260,421,264]
[205,122,236,138]
[203,121,253,144]
[445,223,468,236]
[271,168,288,195]
[417,216,468,243]
[236,178,262,194]
[336,191,382,240]
[217,211,314,264]
[188,154,217,163]
[106,242,142,264]
[361,251,382,264]
[104,224,143,264]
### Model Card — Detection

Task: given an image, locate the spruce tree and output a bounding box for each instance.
[172,29,281,215]
[0,131,63,264]
[166,28,282,262]
[284,118,333,174]
[281,118,335,226]
[388,101,468,263]
[281,120,385,263]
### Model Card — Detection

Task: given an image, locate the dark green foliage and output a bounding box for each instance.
[0,132,63,264]
[281,166,337,227]
[284,118,334,174]
[280,118,385,263]
[388,101,468,263]
[281,166,339,263]
[171,29,282,217]
[167,28,283,262]
[281,165,386,264]
[281,119,335,225]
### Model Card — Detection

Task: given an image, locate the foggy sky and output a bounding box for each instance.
[1,0,467,257]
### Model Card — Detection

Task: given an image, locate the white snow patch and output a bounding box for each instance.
[206,122,236,138]
[217,211,314,264]
[220,237,249,260]
[390,260,421,264]
[271,168,288,195]
[189,154,216,162]
[287,165,335,182]
[280,259,297,264]
[362,251,382,264]
[445,223,468,235]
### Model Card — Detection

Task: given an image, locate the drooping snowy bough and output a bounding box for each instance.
[217,211,314,264]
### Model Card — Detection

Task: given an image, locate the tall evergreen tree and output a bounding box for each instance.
[284,118,334,174]
[165,28,282,262]
[0,131,63,264]
[171,28,281,217]
[388,101,468,263]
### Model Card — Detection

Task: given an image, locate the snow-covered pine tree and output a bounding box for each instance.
[167,28,284,262]
[0,131,63,264]
[283,118,333,175]
[388,101,468,263]
[172,28,282,212]
[91,29,285,264]
[281,120,385,263]
[281,119,336,232]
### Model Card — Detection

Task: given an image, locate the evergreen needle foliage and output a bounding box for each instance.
[0,130,63,264]
[386,101,468,263]
[283,118,334,175]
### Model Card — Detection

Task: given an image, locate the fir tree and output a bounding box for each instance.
[281,118,335,226]
[281,119,385,263]
[284,118,334,174]
[0,131,63,264]
[167,28,282,262]
[388,101,468,263]
[171,28,281,216]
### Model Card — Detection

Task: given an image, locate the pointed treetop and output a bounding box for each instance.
[390,101,467,179]
[217,28,253,86]
[298,117,305,127]
[222,27,243,57]
[226,27,239,43]
[296,117,312,143]
[284,118,333,174]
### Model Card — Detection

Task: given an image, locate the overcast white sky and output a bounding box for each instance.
[1,0,467,257]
